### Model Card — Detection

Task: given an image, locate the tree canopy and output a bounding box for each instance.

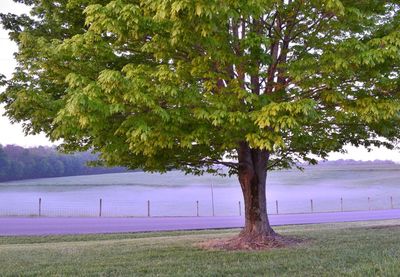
[1,0,400,174]
[2,0,400,247]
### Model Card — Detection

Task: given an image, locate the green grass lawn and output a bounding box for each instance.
[1,220,400,276]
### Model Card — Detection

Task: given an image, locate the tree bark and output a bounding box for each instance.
[237,141,276,240]
[198,144,297,249]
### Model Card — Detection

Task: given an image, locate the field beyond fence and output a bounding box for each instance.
[1,194,399,217]
[2,168,400,217]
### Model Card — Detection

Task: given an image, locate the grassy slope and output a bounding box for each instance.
[1,220,400,276]
[4,163,400,188]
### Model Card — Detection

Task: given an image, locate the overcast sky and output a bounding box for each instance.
[0,0,52,147]
[1,0,400,161]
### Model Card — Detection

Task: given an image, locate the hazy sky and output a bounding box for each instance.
[1,0,400,161]
[0,0,52,147]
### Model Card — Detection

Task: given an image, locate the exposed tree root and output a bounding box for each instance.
[197,233,304,251]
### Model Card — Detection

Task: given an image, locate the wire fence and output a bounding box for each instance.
[1,195,399,217]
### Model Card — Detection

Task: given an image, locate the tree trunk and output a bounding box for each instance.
[198,143,296,250]
[238,141,276,241]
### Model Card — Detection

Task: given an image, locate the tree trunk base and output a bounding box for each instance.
[197,231,303,251]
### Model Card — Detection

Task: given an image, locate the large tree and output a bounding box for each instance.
[2,0,400,248]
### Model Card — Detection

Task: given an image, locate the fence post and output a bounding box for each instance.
[341,197,343,212]
[38,198,42,217]
[276,200,279,215]
[147,200,151,217]
[99,198,102,217]
[310,199,314,213]
[211,183,215,216]
[196,200,199,217]
[368,197,371,210]
[391,196,394,209]
[238,201,241,216]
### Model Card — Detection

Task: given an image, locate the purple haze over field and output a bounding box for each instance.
[1,163,400,217]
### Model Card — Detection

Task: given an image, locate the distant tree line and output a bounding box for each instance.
[0,145,127,182]
[1,144,396,182]
[318,159,397,166]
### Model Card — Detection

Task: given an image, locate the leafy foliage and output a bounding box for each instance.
[1,0,400,176]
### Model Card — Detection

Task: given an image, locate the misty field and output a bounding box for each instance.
[1,163,400,217]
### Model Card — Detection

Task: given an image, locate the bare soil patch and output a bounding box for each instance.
[197,234,305,251]
[363,224,400,230]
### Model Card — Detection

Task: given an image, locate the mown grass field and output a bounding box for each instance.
[1,220,400,276]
